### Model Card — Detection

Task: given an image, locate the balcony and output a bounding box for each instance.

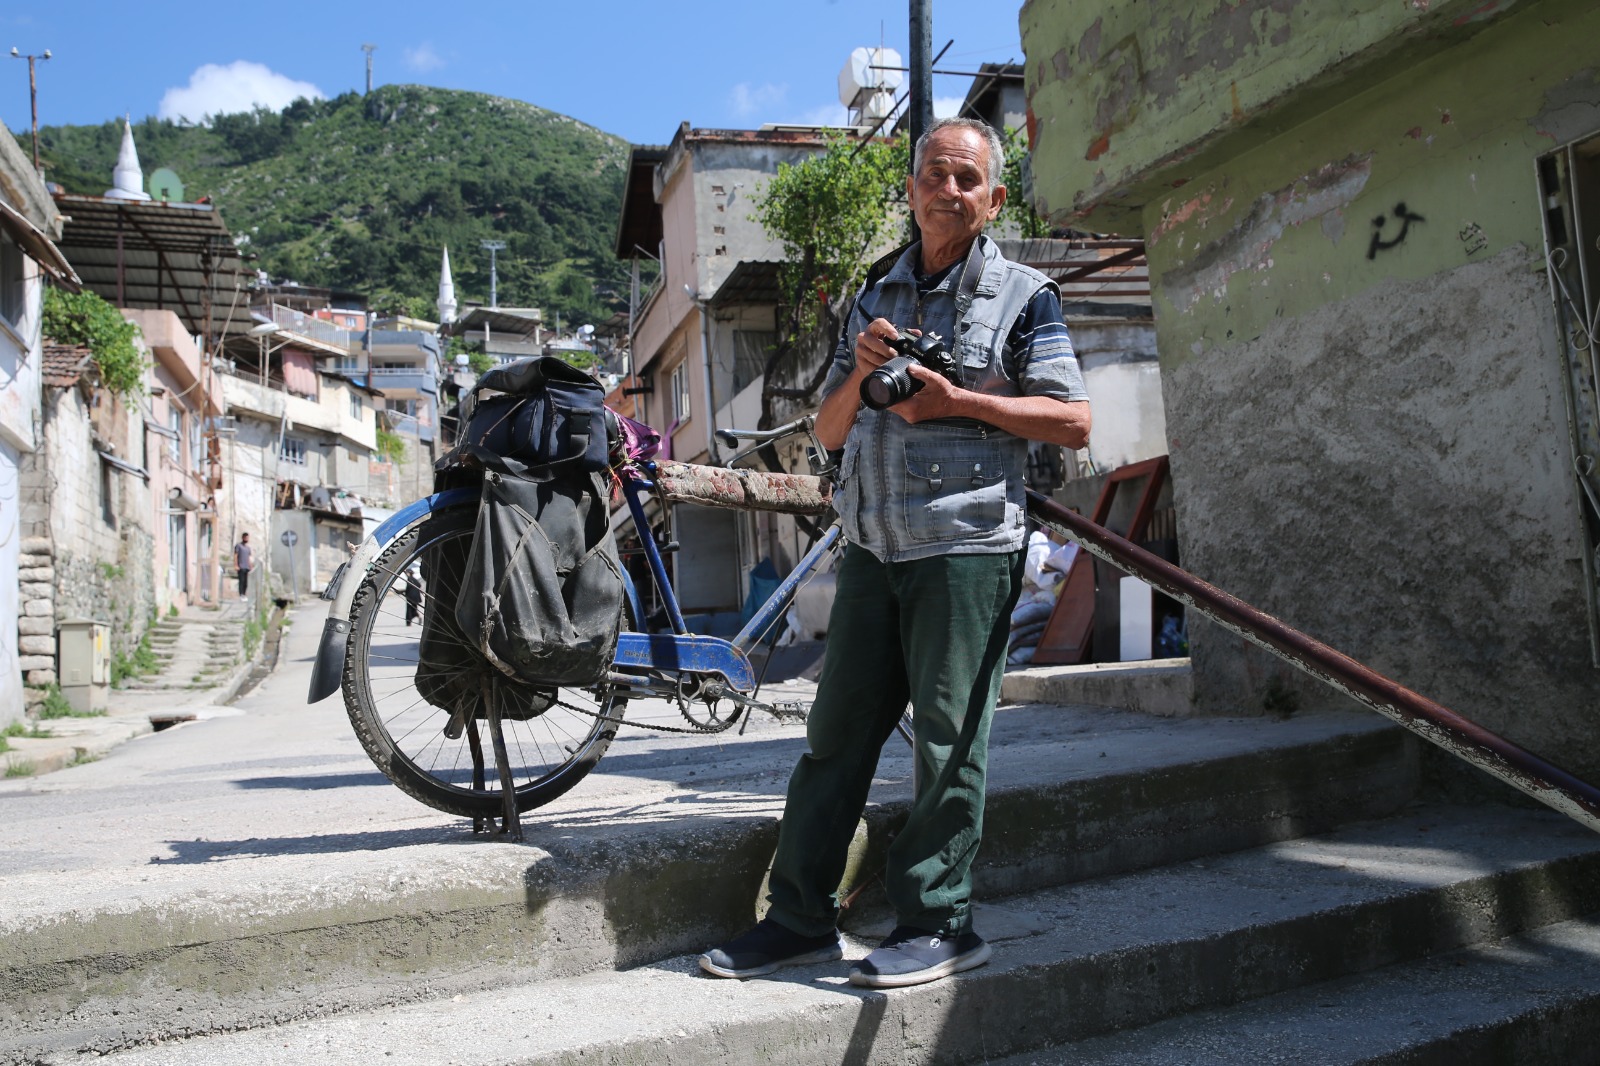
[367,367,436,396]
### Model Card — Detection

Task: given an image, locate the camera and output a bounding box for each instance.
[859,329,961,410]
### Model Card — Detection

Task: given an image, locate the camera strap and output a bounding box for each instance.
[913,237,986,339]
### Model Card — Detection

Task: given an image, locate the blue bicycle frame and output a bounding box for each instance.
[307,464,840,705]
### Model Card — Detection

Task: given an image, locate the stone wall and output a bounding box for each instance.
[18,384,159,687]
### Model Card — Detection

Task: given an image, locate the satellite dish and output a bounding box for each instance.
[578,324,595,338]
[148,167,185,203]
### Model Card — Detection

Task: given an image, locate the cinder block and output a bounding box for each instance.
[17,567,52,583]
[19,537,52,556]
[22,600,52,617]
[24,668,57,687]
[17,655,55,672]
[19,582,52,600]
[16,616,52,636]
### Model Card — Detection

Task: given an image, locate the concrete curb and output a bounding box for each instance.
[1003,658,1195,717]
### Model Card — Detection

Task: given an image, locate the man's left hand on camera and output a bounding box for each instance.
[886,363,960,424]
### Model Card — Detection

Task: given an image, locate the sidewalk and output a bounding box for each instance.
[3,600,269,778]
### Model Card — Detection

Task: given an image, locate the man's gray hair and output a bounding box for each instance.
[913,117,1005,190]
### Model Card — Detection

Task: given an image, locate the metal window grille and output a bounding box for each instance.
[1538,133,1600,665]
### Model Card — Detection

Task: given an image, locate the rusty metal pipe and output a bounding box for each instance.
[1025,489,1600,834]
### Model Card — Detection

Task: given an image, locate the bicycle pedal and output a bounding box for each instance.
[771,700,809,721]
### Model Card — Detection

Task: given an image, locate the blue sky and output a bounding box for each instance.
[2,2,1025,144]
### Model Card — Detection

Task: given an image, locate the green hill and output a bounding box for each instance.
[25,84,632,323]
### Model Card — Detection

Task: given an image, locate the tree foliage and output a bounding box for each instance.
[998,126,1052,239]
[41,287,147,397]
[750,132,909,424]
[25,85,632,330]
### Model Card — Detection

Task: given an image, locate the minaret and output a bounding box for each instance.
[104,118,151,201]
[436,246,458,325]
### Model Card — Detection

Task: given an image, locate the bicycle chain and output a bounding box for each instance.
[547,691,808,734]
[547,691,741,735]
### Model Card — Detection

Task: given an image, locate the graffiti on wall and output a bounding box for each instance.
[1368,202,1426,259]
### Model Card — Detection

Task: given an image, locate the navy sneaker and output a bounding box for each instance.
[848,926,992,988]
[699,917,845,978]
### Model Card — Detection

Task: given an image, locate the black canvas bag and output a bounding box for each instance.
[454,357,610,476]
[415,357,623,700]
[457,466,624,688]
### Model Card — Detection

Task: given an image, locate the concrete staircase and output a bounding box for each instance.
[6,695,1600,1065]
[122,607,249,692]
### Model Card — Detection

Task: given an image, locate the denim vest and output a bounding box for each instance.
[833,236,1055,563]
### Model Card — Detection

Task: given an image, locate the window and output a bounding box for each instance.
[188,415,203,472]
[99,459,117,528]
[0,235,24,331]
[671,362,691,425]
[1539,134,1600,659]
[168,409,182,465]
[732,330,777,396]
[280,437,307,465]
[349,390,362,419]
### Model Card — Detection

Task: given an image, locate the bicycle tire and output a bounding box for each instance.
[342,503,628,818]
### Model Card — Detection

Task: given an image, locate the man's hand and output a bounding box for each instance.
[854,317,908,374]
[886,363,960,424]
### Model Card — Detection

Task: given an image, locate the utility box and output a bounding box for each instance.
[57,619,110,713]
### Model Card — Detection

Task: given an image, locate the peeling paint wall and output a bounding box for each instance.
[1022,0,1533,232]
[1025,0,1600,776]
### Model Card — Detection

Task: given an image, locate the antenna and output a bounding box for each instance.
[361,43,377,94]
[480,239,506,309]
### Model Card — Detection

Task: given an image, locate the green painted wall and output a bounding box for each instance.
[1023,0,1600,779]
[1022,0,1542,233]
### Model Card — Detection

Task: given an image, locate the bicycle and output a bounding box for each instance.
[307,413,870,838]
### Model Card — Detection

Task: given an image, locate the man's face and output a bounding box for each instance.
[907,127,1007,248]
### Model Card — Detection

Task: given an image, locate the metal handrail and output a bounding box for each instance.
[1025,488,1600,835]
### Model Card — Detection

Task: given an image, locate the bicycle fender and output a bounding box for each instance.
[307,488,479,704]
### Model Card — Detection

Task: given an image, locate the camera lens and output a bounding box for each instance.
[861,355,922,410]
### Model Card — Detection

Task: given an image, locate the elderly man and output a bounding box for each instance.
[701,117,1091,988]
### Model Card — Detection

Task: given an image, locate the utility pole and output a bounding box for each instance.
[907,0,932,243]
[480,239,506,309]
[361,44,377,94]
[9,47,52,173]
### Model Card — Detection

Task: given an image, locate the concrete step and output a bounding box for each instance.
[0,705,1414,1061]
[83,805,1600,1066]
[1003,916,1600,1065]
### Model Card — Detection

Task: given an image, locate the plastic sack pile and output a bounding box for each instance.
[1007,530,1079,667]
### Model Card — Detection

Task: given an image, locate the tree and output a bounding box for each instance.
[750,131,909,426]
[998,126,1053,240]
[41,287,146,397]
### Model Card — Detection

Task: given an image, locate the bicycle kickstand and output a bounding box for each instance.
[480,676,523,842]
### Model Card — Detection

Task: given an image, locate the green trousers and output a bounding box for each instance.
[765,544,1024,938]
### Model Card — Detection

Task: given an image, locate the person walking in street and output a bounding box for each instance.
[233,533,254,598]
[700,117,1091,988]
[403,562,423,627]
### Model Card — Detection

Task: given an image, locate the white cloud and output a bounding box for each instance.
[933,96,965,119]
[404,43,445,73]
[158,61,324,123]
[730,82,787,119]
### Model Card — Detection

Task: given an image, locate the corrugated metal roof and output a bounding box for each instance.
[51,193,254,344]
[710,260,785,307]
[0,198,81,290]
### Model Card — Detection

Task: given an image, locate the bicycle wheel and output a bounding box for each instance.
[342,503,627,818]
